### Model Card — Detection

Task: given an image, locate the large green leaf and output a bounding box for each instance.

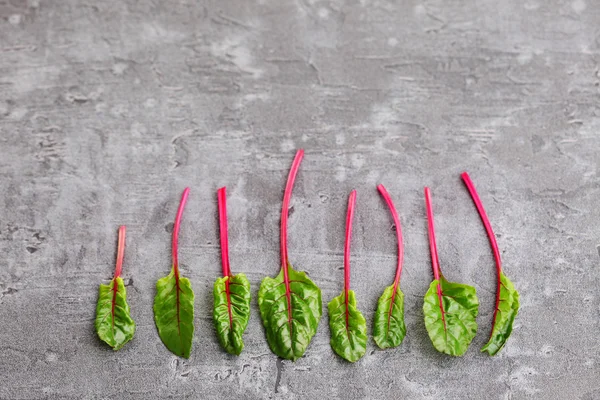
[482,272,519,355]
[373,284,406,349]
[153,268,195,358]
[95,277,135,350]
[258,263,322,361]
[423,275,479,356]
[213,273,251,355]
[328,290,367,362]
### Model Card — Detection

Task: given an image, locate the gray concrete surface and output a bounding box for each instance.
[1,0,599,399]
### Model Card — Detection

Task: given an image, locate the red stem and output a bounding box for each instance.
[377,184,404,286]
[344,190,357,299]
[424,187,446,329]
[217,187,232,277]
[111,225,126,333]
[217,187,234,330]
[344,190,357,329]
[281,150,304,272]
[424,187,441,280]
[114,225,126,278]
[173,187,190,278]
[461,172,502,337]
[281,150,304,334]
[461,172,502,272]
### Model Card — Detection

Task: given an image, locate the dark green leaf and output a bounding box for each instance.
[213,273,251,355]
[328,290,367,362]
[153,268,195,358]
[423,275,479,356]
[481,272,519,355]
[95,277,135,350]
[258,263,322,361]
[373,284,406,349]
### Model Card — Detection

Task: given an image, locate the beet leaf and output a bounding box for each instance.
[328,190,367,362]
[95,226,135,350]
[372,184,406,349]
[423,187,479,356]
[153,188,195,358]
[461,172,519,356]
[213,187,251,355]
[258,149,323,361]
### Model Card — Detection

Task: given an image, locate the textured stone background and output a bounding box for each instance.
[1,0,599,399]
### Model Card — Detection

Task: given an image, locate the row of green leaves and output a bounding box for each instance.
[94,152,519,361]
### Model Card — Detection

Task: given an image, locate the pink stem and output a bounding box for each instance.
[344,190,357,299]
[173,187,190,278]
[281,150,304,334]
[281,150,304,273]
[377,184,404,286]
[461,172,502,273]
[114,225,126,278]
[217,187,231,277]
[424,187,446,329]
[424,187,441,280]
[461,172,502,338]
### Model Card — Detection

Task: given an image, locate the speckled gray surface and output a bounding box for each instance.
[1,0,599,399]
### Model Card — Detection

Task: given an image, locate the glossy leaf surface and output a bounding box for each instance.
[258,264,322,361]
[373,284,406,349]
[481,272,519,355]
[328,290,367,362]
[154,268,195,358]
[213,273,251,355]
[423,275,479,356]
[95,277,135,350]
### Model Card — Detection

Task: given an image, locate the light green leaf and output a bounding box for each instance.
[213,273,251,355]
[482,272,519,355]
[95,277,135,350]
[153,268,195,358]
[328,290,367,362]
[258,263,322,361]
[423,275,479,356]
[373,284,406,349]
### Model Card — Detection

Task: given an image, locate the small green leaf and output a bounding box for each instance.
[328,290,367,362]
[95,277,135,350]
[213,273,251,355]
[258,264,322,361]
[373,284,406,349]
[153,268,195,358]
[423,275,479,356]
[482,272,519,355]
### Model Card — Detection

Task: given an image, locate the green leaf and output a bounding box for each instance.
[213,273,251,355]
[258,263,322,361]
[423,275,479,356]
[373,284,406,349]
[95,277,135,350]
[153,268,195,358]
[481,272,519,355]
[328,290,367,362]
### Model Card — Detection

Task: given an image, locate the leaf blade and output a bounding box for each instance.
[258,264,322,361]
[153,268,195,358]
[373,284,406,349]
[423,276,479,356]
[95,277,135,350]
[328,290,367,362]
[481,272,519,355]
[213,273,251,355]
